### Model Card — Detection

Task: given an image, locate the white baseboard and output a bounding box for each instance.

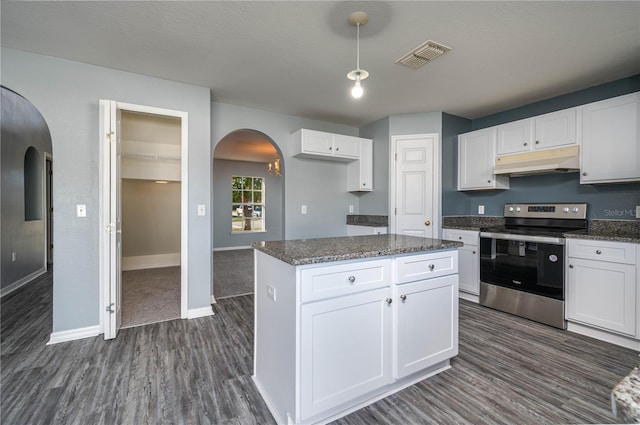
[567,321,640,350]
[1,267,47,298]
[47,325,100,345]
[210,295,217,304]
[213,246,252,252]
[187,305,215,319]
[122,253,180,271]
[459,292,479,303]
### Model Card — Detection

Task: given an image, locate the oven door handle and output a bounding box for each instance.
[479,232,565,245]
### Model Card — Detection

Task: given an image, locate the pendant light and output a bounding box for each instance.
[346,11,369,99]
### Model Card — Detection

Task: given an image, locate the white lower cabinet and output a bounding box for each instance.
[300,287,392,419]
[566,239,638,338]
[394,275,458,379]
[254,249,459,425]
[443,229,479,296]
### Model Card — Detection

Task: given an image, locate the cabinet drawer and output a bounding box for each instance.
[443,229,478,246]
[301,259,391,302]
[568,239,637,264]
[395,251,458,284]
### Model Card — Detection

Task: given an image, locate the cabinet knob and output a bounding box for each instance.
[329,146,332,150]
[569,264,574,268]
[487,180,491,183]
[535,140,540,144]
[428,264,435,271]
[524,142,528,146]
[583,172,588,176]
[400,295,407,301]
[386,298,392,305]
[335,147,339,151]
[458,236,462,240]
[362,183,366,186]
[596,250,602,255]
[472,251,476,254]
[348,275,356,283]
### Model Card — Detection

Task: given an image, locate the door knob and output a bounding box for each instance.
[424,220,431,226]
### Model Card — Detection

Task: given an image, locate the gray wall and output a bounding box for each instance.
[359,117,389,215]
[212,159,284,248]
[1,87,52,289]
[2,48,212,332]
[122,179,181,257]
[211,102,360,240]
[442,75,640,219]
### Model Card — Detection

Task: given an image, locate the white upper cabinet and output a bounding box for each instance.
[347,138,372,191]
[496,118,534,155]
[458,127,509,191]
[293,129,360,162]
[580,92,640,184]
[496,109,577,155]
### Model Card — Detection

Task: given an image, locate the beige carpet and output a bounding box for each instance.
[121,266,180,328]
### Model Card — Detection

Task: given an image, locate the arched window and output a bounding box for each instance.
[24,146,42,221]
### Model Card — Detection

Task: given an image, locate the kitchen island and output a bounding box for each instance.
[251,234,463,425]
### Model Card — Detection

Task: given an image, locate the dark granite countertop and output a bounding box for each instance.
[612,367,640,423]
[346,215,388,227]
[442,216,505,231]
[564,220,640,244]
[252,234,463,266]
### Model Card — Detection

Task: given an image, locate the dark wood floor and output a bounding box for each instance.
[2,269,638,424]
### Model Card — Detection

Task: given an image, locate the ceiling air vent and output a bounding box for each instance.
[396,40,451,69]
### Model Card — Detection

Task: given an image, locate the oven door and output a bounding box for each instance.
[479,233,565,300]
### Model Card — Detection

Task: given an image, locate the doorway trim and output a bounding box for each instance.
[388,133,441,237]
[44,152,52,268]
[99,100,189,338]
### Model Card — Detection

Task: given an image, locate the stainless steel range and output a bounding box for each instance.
[479,203,588,329]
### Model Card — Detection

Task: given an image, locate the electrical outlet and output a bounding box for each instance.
[301,205,307,214]
[349,205,354,213]
[267,284,277,301]
[478,205,485,215]
[11,252,16,262]
[76,204,87,218]
[636,205,640,219]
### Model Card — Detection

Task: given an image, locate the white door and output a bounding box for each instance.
[101,100,123,339]
[391,134,439,238]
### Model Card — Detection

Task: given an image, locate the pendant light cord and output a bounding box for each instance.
[356,23,360,71]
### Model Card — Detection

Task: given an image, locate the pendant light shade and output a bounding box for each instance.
[347,11,369,99]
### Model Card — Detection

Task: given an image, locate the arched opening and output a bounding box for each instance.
[212,129,285,300]
[24,146,43,221]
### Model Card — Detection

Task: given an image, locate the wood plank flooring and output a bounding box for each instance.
[2,269,638,424]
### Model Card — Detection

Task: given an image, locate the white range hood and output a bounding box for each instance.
[494,145,580,176]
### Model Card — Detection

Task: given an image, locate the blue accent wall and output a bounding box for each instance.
[442,75,640,220]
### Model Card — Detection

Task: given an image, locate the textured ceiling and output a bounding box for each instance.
[2,1,639,130]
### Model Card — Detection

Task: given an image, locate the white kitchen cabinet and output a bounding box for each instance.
[458,128,509,190]
[346,225,387,236]
[496,108,577,155]
[394,274,458,379]
[566,239,638,337]
[580,92,640,184]
[347,138,372,191]
[300,287,392,419]
[443,229,479,296]
[292,129,360,162]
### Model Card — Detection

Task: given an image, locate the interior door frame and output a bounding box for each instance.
[99,100,189,338]
[389,133,441,237]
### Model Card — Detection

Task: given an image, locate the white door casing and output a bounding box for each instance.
[100,100,189,339]
[390,134,440,238]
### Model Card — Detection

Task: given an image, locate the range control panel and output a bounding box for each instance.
[503,203,587,219]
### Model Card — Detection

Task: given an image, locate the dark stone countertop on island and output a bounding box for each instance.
[564,220,640,244]
[252,234,463,266]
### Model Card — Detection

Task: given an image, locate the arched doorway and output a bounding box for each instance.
[212,129,285,300]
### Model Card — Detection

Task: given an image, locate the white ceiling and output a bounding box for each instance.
[2,1,639,130]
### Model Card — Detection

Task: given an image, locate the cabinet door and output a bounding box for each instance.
[300,287,392,419]
[347,138,372,191]
[458,245,479,295]
[394,275,458,379]
[496,118,533,155]
[333,134,361,159]
[302,129,334,155]
[534,108,577,150]
[566,258,636,336]
[458,128,509,190]
[581,92,640,184]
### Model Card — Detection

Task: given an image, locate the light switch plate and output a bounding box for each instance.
[76,204,87,217]
[478,205,485,215]
[267,284,277,301]
[349,205,354,213]
[636,205,640,219]
[301,205,307,214]
[197,204,206,216]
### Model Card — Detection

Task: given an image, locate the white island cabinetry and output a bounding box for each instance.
[253,237,460,425]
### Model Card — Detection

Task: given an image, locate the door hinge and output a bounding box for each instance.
[395,207,397,215]
[106,303,115,313]
[395,153,397,161]
[106,132,115,142]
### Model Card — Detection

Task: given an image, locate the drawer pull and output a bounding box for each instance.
[472,251,476,254]
[428,264,435,271]
[348,275,356,284]
[596,250,602,255]
[400,295,407,301]
[386,298,392,305]
[569,264,574,268]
